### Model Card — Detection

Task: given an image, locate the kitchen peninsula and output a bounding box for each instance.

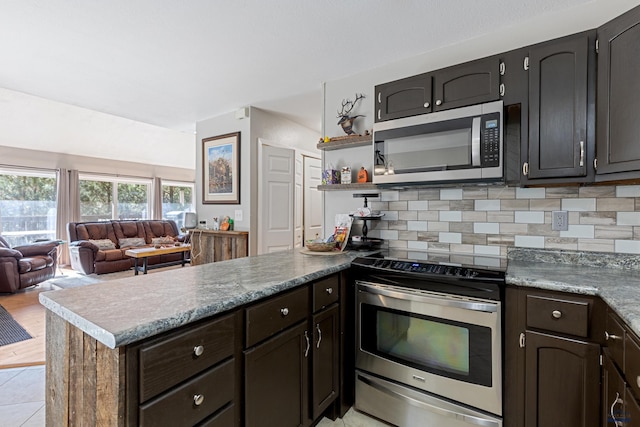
[39,250,361,426]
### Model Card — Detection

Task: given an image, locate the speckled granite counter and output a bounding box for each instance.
[39,249,360,349]
[507,248,640,337]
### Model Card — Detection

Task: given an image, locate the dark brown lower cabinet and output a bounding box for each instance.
[244,321,309,427]
[602,351,628,426]
[311,304,340,419]
[524,331,600,427]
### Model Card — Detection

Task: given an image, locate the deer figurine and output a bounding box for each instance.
[337,93,365,135]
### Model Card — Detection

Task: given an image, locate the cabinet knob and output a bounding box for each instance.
[424,102,430,108]
[193,394,205,406]
[637,376,640,389]
[435,100,442,106]
[280,307,289,316]
[605,331,621,341]
[552,310,562,319]
[326,287,333,295]
[193,345,205,357]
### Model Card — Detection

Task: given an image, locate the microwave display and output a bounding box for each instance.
[373,100,503,185]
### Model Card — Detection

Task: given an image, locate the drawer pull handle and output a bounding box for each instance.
[637,376,640,389]
[193,345,204,357]
[552,310,562,319]
[193,394,205,406]
[605,331,621,341]
[326,287,333,295]
[610,392,623,427]
[316,323,322,349]
[280,307,289,316]
[304,330,310,358]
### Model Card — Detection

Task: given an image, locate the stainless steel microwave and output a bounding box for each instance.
[373,100,503,185]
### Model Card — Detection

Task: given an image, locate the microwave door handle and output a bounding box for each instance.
[471,117,481,167]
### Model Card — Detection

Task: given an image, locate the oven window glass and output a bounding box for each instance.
[377,310,469,376]
[361,304,492,386]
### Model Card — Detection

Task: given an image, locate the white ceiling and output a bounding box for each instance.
[0,0,626,134]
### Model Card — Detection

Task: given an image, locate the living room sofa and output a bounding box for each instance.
[0,235,59,293]
[67,220,187,274]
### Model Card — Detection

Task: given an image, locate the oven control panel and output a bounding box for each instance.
[352,256,505,283]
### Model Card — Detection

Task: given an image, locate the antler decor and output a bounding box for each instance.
[337,93,365,135]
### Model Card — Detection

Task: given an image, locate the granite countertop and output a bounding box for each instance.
[507,248,640,338]
[39,249,360,349]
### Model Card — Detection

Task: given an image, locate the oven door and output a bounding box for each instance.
[356,281,502,416]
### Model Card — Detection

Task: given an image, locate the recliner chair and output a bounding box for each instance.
[0,235,58,293]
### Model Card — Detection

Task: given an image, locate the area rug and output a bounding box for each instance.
[0,304,32,346]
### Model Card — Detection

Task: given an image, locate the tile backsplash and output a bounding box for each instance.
[367,184,640,257]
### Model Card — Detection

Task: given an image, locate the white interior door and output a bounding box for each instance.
[295,154,303,248]
[259,144,294,254]
[304,156,322,243]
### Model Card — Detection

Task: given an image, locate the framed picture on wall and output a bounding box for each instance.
[202,132,241,204]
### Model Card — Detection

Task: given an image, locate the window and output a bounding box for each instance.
[162,181,195,229]
[0,168,57,247]
[79,175,150,222]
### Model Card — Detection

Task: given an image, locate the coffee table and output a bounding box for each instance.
[125,244,191,275]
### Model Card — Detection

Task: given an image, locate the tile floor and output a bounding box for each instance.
[0,364,386,427]
[0,365,45,427]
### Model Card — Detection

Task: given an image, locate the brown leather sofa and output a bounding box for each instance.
[67,220,187,274]
[0,235,58,293]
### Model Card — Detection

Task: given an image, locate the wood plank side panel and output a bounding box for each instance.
[82,334,98,427]
[68,325,88,426]
[96,341,126,426]
[46,310,70,426]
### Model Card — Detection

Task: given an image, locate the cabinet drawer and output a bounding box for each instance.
[606,312,626,369]
[139,312,236,402]
[140,359,235,427]
[526,295,589,337]
[246,286,309,348]
[197,403,235,427]
[626,332,640,398]
[313,275,339,312]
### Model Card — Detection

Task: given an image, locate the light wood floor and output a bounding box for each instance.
[0,282,54,369]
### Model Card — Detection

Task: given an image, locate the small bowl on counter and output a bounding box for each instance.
[305,241,337,252]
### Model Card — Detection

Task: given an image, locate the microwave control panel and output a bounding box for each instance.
[481,114,501,167]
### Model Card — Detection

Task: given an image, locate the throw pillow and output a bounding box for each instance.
[118,237,146,248]
[151,236,175,245]
[88,239,117,250]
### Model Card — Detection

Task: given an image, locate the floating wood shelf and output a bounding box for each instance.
[317,183,378,191]
[316,135,372,151]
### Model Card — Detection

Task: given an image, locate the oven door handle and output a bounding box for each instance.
[358,374,501,427]
[358,282,498,313]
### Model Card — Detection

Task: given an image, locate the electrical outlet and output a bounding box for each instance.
[552,211,569,231]
[234,210,243,222]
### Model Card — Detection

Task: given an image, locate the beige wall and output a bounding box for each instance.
[0,145,194,182]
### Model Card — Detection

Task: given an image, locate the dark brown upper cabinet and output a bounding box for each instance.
[431,56,501,112]
[596,4,640,179]
[375,57,502,122]
[375,73,432,122]
[522,31,596,185]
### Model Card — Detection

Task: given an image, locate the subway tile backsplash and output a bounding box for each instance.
[367,184,640,257]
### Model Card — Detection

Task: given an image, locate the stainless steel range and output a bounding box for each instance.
[352,254,506,427]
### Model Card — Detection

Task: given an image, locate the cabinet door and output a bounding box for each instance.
[602,352,627,427]
[524,331,600,427]
[432,56,500,111]
[375,73,432,122]
[311,304,340,419]
[526,32,592,181]
[597,5,640,176]
[244,322,309,427]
